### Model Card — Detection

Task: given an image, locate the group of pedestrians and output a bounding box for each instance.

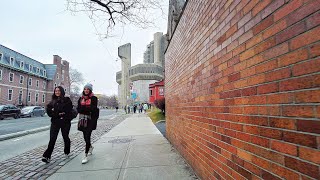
[41,83,99,164]
[124,103,148,114]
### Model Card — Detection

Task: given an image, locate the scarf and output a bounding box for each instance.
[80,93,93,106]
[78,93,94,129]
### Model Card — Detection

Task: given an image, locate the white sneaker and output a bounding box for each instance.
[88,146,94,156]
[82,156,88,164]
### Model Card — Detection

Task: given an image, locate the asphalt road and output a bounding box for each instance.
[0,109,118,136]
[0,109,123,162]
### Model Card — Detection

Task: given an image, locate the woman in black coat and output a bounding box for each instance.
[42,86,73,163]
[77,83,98,164]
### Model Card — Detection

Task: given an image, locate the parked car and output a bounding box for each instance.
[0,105,21,120]
[20,106,46,118]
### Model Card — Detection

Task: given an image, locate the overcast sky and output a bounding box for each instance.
[0,0,168,95]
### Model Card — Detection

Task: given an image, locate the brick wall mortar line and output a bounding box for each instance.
[182,130,244,180]
[185,123,320,169]
[176,108,319,119]
[184,126,292,179]
[204,71,320,94]
[183,115,320,142]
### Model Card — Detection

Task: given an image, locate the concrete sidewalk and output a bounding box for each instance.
[48,114,197,180]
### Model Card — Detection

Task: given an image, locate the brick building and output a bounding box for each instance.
[166,0,320,180]
[0,44,70,107]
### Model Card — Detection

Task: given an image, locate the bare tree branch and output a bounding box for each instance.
[66,0,165,38]
[69,67,84,87]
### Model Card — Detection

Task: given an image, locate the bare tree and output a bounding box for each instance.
[66,0,164,37]
[69,67,84,105]
[69,67,84,87]
[97,94,119,108]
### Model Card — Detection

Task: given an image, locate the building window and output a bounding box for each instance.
[57,73,59,79]
[35,93,39,103]
[8,89,13,101]
[42,94,45,103]
[36,67,40,74]
[19,75,24,84]
[43,81,46,89]
[28,78,32,86]
[18,90,23,104]
[43,70,46,77]
[20,61,24,69]
[0,53,3,60]
[9,73,14,82]
[29,64,33,72]
[0,70,2,80]
[150,90,153,96]
[10,57,14,66]
[54,83,57,87]
[28,92,31,102]
[159,87,164,96]
[65,88,67,92]
[36,80,39,88]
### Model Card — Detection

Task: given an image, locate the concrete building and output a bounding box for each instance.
[143,32,167,67]
[117,43,131,107]
[143,41,154,64]
[117,32,166,107]
[0,44,70,107]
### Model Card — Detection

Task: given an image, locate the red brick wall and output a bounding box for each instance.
[0,67,49,106]
[165,0,320,179]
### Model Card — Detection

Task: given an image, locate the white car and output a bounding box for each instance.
[20,106,45,117]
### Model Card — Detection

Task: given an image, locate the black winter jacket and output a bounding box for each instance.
[77,96,98,130]
[46,97,73,124]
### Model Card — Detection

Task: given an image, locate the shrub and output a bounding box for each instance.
[154,98,165,114]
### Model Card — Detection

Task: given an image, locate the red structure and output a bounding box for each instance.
[149,80,164,104]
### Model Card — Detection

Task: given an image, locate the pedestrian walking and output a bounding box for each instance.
[143,103,148,113]
[42,86,73,163]
[77,83,99,164]
[133,104,137,113]
[139,104,143,113]
[127,105,131,114]
[124,105,127,114]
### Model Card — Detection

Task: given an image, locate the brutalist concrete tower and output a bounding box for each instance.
[118,43,131,107]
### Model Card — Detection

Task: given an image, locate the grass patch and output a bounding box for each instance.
[148,108,165,124]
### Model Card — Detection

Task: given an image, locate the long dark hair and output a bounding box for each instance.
[51,86,65,100]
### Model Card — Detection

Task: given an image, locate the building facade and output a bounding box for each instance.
[143,32,167,67]
[0,44,70,107]
[149,80,164,104]
[117,32,166,107]
[143,41,154,64]
[165,0,320,179]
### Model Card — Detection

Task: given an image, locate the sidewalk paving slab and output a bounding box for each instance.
[48,114,198,180]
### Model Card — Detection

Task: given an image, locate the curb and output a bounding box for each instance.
[155,120,166,124]
[0,120,78,141]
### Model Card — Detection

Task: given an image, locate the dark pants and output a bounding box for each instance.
[83,129,93,154]
[43,122,71,158]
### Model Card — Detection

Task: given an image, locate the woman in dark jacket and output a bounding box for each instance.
[42,86,73,163]
[77,83,98,164]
